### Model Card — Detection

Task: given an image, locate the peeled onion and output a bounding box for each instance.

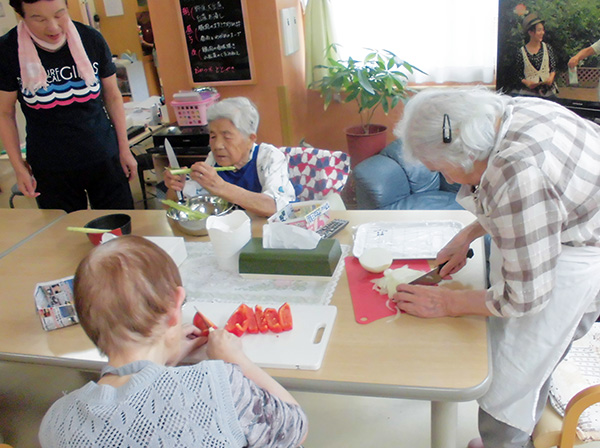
[359,247,393,273]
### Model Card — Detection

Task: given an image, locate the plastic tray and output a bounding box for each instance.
[352,220,464,259]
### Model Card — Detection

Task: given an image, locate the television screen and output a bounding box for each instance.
[496,0,600,122]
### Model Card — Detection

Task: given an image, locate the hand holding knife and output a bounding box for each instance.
[409,248,475,285]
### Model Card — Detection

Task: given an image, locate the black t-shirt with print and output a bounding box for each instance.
[0,22,118,171]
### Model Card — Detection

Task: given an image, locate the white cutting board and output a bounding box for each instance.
[181,302,337,370]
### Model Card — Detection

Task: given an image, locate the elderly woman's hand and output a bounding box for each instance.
[436,225,480,278]
[392,285,456,318]
[163,168,186,192]
[189,162,228,195]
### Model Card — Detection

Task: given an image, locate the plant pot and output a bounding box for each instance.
[345,124,387,167]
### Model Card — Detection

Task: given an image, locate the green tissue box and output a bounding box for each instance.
[239,238,342,278]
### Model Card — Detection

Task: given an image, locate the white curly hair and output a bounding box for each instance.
[395,87,510,172]
[207,96,260,137]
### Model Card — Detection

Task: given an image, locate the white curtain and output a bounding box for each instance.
[304,0,337,87]
[324,0,498,84]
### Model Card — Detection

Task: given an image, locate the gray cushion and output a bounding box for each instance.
[380,140,440,194]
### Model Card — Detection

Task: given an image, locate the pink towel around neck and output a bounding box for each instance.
[17,18,97,95]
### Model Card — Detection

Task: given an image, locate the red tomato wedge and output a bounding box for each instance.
[192,310,218,337]
[278,303,293,331]
[225,304,253,337]
[264,307,283,333]
[224,303,294,336]
[254,305,269,333]
[245,307,259,334]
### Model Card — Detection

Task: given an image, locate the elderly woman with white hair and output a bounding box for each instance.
[392,88,600,448]
[164,97,295,217]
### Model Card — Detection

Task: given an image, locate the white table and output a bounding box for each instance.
[0,209,488,448]
[0,208,65,258]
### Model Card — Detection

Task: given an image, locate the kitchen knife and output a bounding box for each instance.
[164,138,185,202]
[409,248,474,285]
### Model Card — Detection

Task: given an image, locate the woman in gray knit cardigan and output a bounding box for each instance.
[39,235,308,447]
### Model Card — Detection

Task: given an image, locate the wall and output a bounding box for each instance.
[1,0,402,152]
[86,0,160,97]
[148,0,290,146]
[146,0,402,151]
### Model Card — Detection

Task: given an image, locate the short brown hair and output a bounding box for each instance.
[74,235,182,355]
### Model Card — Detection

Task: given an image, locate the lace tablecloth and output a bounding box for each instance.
[180,242,349,306]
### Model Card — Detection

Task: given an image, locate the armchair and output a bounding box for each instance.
[353,139,462,211]
[280,146,351,202]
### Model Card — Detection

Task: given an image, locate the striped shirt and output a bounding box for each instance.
[461,97,600,317]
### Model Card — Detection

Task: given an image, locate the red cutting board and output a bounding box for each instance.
[344,257,432,324]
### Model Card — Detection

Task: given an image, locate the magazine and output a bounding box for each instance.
[33,275,79,331]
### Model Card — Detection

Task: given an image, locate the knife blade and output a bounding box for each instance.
[164,138,179,169]
[164,139,184,202]
[409,248,474,285]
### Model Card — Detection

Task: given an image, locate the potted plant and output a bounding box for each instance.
[311,45,424,166]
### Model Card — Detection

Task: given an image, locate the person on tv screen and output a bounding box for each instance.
[513,13,559,98]
[568,38,600,101]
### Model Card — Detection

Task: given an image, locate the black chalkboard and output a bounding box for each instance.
[179,0,253,84]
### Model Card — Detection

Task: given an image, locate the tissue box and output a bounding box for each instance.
[239,237,342,279]
[268,200,331,232]
[144,237,187,266]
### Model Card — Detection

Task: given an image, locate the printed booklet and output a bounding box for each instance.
[34,276,79,331]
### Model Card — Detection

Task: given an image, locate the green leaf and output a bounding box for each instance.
[345,87,360,102]
[323,90,333,109]
[357,69,375,94]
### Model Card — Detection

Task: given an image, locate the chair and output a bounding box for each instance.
[533,385,600,447]
[134,152,156,209]
[353,139,462,211]
[9,183,24,208]
[279,146,351,202]
[533,323,600,448]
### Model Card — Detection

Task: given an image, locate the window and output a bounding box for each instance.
[327,0,498,84]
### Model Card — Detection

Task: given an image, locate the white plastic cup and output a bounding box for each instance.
[206,210,251,273]
[568,67,578,85]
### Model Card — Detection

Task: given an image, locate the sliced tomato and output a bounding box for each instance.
[264,307,283,333]
[225,304,254,337]
[254,305,269,333]
[193,310,218,337]
[278,303,293,332]
[245,307,259,334]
